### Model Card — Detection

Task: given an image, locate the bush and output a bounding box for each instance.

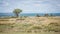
[48,23,60,26]
[0,24,15,32]
[36,14,40,17]
[44,14,49,17]
[45,23,60,32]
[28,26,42,30]
[22,23,33,27]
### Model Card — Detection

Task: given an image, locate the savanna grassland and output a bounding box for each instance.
[0,16,60,34]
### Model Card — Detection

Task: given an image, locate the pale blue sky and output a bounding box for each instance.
[0,0,60,13]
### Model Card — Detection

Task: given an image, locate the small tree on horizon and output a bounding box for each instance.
[36,14,40,17]
[50,14,53,16]
[44,13,49,17]
[13,9,22,17]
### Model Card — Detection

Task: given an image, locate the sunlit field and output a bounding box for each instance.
[0,16,60,34]
[0,32,60,34]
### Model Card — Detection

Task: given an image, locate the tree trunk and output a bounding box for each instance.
[16,13,19,17]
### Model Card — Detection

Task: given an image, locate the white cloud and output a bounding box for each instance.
[34,4,41,6]
[2,1,9,7]
[57,4,60,6]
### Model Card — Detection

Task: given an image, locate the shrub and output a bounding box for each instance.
[0,24,15,32]
[45,23,60,32]
[29,26,42,30]
[44,14,49,17]
[49,23,60,26]
[36,14,40,17]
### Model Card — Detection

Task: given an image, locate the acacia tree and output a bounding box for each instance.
[44,14,49,17]
[36,14,40,17]
[13,9,22,17]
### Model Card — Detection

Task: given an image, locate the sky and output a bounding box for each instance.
[0,0,60,13]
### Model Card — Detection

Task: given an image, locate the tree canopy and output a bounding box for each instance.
[13,9,22,17]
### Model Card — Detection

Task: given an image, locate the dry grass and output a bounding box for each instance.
[0,16,60,32]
